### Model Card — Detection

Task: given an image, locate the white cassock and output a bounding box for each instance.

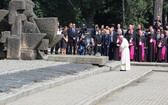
[120,38,130,70]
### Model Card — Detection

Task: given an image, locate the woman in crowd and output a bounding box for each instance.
[61,26,68,55]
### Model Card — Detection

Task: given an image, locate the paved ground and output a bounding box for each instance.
[0,60,168,105]
[5,65,153,105]
[0,60,120,105]
[0,60,67,74]
[0,63,96,92]
[98,71,168,105]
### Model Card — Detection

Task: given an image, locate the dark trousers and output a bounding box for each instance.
[104,45,109,56]
[0,43,6,59]
[109,42,114,60]
[96,46,102,55]
[69,39,76,55]
[50,41,61,54]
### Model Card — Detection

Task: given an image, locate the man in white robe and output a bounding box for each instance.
[119,35,130,71]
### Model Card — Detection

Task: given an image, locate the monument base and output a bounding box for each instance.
[47,55,109,66]
[21,49,37,60]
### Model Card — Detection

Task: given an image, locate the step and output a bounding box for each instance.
[47,55,109,66]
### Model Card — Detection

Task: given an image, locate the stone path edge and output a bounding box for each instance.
[83,69,153,105]
[131,62,168,67]
[0,64,120,105]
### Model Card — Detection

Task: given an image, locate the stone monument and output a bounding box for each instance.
[0,0,63,60]
[0,0,109,66]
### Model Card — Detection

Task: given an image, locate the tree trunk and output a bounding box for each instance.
[165,10,167,24]
[154,0,163,22]
[122,0,125,27]
[84,9,94,28]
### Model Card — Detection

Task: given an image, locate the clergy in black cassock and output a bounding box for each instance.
[113,29,122,61]
[165,31,168,62]
[125,29,136,61]
[147,29,157,62]
[156,33,166,62]
[136,30,146,62]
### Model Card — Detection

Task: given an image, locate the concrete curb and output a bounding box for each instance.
[0,63,120,105]
[131,62,168,67]
[83,69,153,105]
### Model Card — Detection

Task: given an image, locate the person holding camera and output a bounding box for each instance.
[87,38,95,55]
[77,36,87,55]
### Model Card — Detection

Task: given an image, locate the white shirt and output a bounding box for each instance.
[57,30,62,34]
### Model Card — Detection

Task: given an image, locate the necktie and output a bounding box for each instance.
[111,32,113,42]
[72,28,75,33]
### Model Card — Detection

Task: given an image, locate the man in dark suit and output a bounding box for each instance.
[103,29,111,56]
[95,29,103,55]
[109,26,117,60]
[116,24,124,35]
[68,23,78,55]
[91,24,99,40]
[67,23,72,54]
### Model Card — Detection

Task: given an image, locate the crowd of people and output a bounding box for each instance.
[51,16,168,63]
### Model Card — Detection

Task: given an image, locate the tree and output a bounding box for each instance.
[31,0,154,28]
[163,0,168,24]
[1,0,165,29]
[33,0,43,17]
[32,0,78,26]
[122,0,126,28]
[0,0,10,9]
[94,0,123,27]
[154,0,164,22]
[125,0,153,28]
[73,0,108,27]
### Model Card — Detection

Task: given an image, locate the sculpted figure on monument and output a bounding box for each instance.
[0,0,63,60]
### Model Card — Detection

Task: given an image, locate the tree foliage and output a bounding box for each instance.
[94,0,123,27]
[0,0,10,9]
[0,0,168,28]
[125,0,153,28]
[72,0,107,27]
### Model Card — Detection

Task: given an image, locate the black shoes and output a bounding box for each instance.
[120,69,126,71]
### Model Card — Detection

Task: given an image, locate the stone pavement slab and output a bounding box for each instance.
[0,60,167,105]
[0,60,68,74]
[4,65,153,105]
[47,55,109,66]
[0,61,120,105]
[131,61,168,67]
[98,71,168,105]
[0,63,97,92]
